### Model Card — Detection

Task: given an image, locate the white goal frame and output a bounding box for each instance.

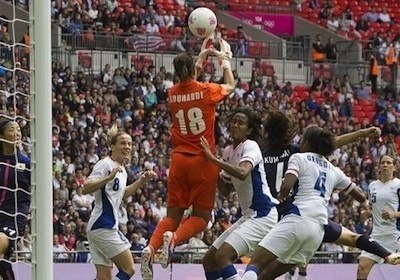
[30,0,53,279]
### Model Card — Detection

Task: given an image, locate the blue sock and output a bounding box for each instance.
[221,264,237,279]
[116,270,130,280]
[206,270,223,280]
[245,264,259,275]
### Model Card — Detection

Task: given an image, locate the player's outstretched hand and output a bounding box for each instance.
[364,126,381,137]
[140,170,158,181]
[200,136,216,162]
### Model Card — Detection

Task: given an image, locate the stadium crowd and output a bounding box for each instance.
[2,55,399,263]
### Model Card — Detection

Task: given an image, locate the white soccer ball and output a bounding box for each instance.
[188,7,217,38]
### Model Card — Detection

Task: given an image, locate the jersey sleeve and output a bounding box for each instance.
[333,166,352,191]
[87,159,109,180]
[239,140,262,168]
[286,153,301,178]
[206,83,227,104]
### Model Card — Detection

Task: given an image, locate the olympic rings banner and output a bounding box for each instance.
[229,12,294,36]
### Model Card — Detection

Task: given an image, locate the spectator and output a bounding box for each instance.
[151,196,167,219]
[378,8,391,24]
[281,81,293,97]
[355,81,371,100]
[146,18,160,35]
[364,6,379,23]
[72,185,93,221]
[58,222,77,251]
[234,25,249,57]
[105,0,118,13]
[325,37,338,62]
[369,53,379,92]
[53,234,70,261]
[355,16,369,32]
[327,14,340,32]
[164,9,175,28]
[312,34,325,62]
[130,232,145,258]
[54,179,70,206]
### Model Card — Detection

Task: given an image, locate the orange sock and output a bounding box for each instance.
[174,216,207,245]
[149,217,178,252]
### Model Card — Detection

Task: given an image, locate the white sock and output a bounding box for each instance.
[297,275,307,280]
[242,271,257,280]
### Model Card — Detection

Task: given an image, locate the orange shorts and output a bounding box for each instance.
[167,152,219,211]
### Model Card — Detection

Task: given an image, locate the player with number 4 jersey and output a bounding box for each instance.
[260,110,400,280]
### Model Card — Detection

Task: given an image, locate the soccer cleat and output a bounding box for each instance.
[141,246,154,280]
[159,231,174,269]
[385,252,400,265]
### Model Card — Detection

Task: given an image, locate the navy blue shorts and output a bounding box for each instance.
[323,220,343,243]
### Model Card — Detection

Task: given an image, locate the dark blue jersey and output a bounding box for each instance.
[262,145,300,198]
[0,151,31,234]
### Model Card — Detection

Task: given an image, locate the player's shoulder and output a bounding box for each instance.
[94,157,113,168]
[243,139,260,149]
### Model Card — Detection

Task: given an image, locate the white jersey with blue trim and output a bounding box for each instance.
[220,139,278,218]
[286,152,351,225]
[87,157,127,231]
[368,177,400,237]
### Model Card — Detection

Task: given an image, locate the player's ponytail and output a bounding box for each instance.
[173,53,195,82]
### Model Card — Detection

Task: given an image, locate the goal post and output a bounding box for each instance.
[30,0,53,279]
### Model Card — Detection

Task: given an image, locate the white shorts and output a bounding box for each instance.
[258,215,324,266]
[212,208,278,257]
[87,228,131,266]
[360,233,400,263]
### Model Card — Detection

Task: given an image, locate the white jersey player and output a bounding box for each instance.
[358,155,400,279]
[84,125,156,280]
[242,126,354,280]
[200,107,278,280]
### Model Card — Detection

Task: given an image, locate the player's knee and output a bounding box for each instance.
[116,269,134,280]
[357,261,370,278]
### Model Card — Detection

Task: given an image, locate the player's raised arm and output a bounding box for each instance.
[334,126,381,148]
[217,38,235,94]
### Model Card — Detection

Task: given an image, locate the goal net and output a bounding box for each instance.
[0,1,52,279]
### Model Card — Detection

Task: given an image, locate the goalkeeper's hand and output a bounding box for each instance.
[195,36,215,69]
[216,38,232,70]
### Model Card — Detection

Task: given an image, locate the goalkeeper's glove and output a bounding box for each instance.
[216,38,232,70]
[195,36,214,69]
